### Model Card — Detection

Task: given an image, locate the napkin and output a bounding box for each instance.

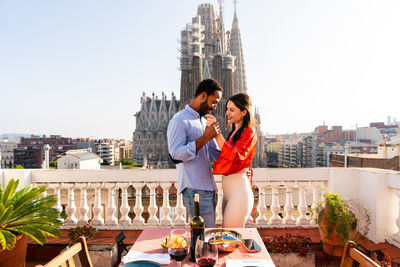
[122,250,170,265]
[226,259,276,267]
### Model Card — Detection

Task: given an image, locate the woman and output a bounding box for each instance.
[207,93,257,228]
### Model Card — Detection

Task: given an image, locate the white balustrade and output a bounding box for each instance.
[269,182,283,225]
[91,182,105,226]
[147,183,159,226]
[7,167,400,246]
[174,187,186,226]
[77,183,90,226]
[160,183,172,226]
[283,181,296,225]
[132,182,145,226]
[296,181,310,225]
[118,183,132,226]
[310,181,323,224]
[256,183,268,226]
[105,183,118,226]
[64,183,78,226]
[50,183,63,213]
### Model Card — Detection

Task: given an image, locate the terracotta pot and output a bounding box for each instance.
[0,235,28,267]
[318,225,344,257]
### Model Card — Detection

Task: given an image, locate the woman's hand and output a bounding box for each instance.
[205,114,217,127]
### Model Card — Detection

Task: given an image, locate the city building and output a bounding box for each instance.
[378,134,400,159]
[19,135,77,162]
[14,146,43,168]
[95,141,115,166]
[0,140,17,168]
[118,140,133,160]
[370,121,398,138]
[133,2,266,168]
[57,149,101,169]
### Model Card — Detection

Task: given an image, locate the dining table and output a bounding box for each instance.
[121,227,275,267]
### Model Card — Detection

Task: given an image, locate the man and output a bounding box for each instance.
[167,78,223,227]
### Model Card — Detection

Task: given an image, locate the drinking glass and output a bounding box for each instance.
[195,237,218,267]
[168,229,189,267]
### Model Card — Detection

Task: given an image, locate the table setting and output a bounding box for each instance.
[120,228,275,267]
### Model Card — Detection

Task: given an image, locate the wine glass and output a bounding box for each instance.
[168,229,189,267]
[195,237,218,267]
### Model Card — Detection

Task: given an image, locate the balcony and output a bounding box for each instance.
[2,167,400,265]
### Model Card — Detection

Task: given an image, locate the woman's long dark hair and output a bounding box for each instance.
[226,93,254,144]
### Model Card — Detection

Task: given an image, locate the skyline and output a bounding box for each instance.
[1,1,400,139]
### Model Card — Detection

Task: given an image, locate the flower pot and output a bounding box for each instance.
[0,235,28,267]
[318,217,346,257]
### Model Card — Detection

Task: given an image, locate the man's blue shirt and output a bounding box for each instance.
[167,105,220,194]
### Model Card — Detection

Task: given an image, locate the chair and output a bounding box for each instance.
[35,236,93,267]
[340,240,380,267]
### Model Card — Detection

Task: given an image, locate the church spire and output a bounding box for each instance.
[233,0,238,21]
[230,0,247,94]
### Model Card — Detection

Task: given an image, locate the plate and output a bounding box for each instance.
[121,260,162,267]
[205,229,243,253]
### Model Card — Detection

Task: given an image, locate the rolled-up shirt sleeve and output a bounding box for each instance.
[208,139,221,161]
[167,117,198,162]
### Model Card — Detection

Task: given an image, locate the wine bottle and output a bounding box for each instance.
[190,193,205,262]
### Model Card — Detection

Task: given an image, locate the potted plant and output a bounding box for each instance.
[68,224,117,267]
[313,192,370,257]
[0,178,63,267]
[68,224,97,244]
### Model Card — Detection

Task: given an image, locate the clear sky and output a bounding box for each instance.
[1,0,399,139]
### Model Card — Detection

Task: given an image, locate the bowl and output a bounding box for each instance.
[204,229,242,253]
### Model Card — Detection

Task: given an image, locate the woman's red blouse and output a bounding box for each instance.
[212,127,257,176]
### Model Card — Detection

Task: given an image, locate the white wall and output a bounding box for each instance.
[327,168,400,242]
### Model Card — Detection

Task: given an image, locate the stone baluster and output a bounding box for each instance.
[147,183,159,226]
[269,182,282,225]
[91,182,104,226]
[105,183,118,226]
[390,188,400,245]
[310,181,323,224]
[132,183,145,226]
[118,183,132,226]
[174,189,186,226]
[256,183,268,226]
[283,181,296,225]
[160,183,172,226]
[77,183,90,226]
[296,181,310,225]
[64,183,78,226]
[216,182,223,226]
[50,183,63,213]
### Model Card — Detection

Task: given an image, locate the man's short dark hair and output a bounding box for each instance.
[194,78,223,97]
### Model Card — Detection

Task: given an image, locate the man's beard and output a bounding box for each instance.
[199,99,210,117]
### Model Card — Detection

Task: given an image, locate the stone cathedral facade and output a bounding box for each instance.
[133,2,266,168]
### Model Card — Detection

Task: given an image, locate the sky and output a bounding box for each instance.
[1,0,399,140]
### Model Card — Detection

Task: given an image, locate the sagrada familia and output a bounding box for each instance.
[132,1,266,168]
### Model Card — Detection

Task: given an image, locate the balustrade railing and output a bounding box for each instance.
[1,168,400,245]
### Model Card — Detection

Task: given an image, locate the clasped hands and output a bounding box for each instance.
[203,114,221,140]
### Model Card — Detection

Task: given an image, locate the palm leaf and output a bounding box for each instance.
[7,224,60,245]
[0,203,14,225]
[1,179,18,206]
[0,178,63,250]
[0,229,16,250]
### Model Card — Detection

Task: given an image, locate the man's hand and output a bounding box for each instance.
[204,121,220,141]
[205,114,217,127]
[196,122,220,152]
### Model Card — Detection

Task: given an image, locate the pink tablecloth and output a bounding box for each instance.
[123,228,271,266]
